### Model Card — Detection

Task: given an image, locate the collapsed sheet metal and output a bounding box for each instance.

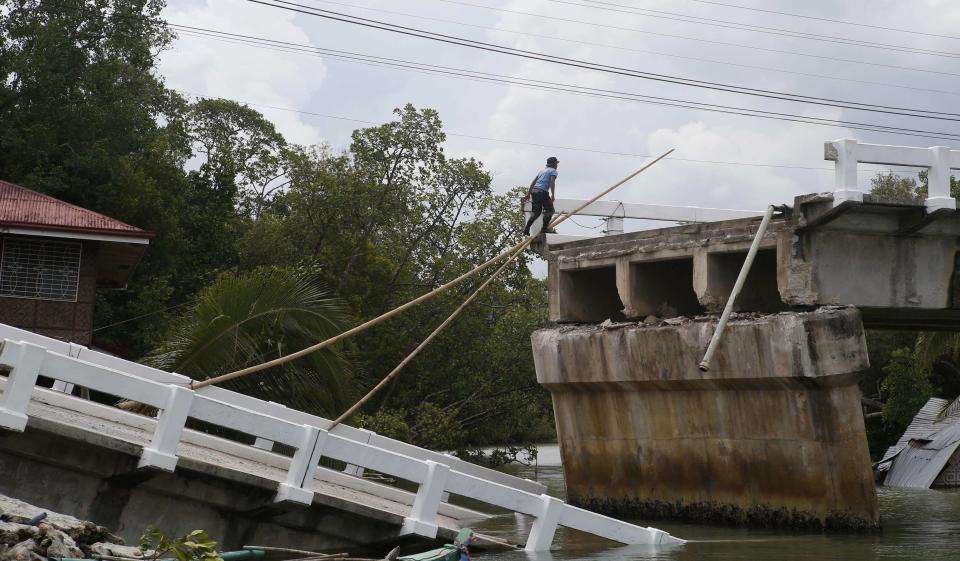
[882,398,960,488]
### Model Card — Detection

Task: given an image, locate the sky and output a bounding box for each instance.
[156,0,960,273]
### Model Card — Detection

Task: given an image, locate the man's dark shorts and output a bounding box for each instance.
[531,189,554,216]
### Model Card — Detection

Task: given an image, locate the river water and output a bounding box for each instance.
[469,445,960,561]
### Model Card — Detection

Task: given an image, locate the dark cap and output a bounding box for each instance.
[546,156,559,165]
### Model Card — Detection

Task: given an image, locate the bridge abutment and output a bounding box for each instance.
[532,307,879,529]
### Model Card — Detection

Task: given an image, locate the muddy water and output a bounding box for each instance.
[470,445,960,561]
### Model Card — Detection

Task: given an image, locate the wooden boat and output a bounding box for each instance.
[397,528,475,561]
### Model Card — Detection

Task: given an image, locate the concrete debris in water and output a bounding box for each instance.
[0,494,131,561]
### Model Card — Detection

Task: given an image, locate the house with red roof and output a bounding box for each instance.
[0,180,152,345]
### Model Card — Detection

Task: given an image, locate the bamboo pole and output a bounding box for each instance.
[191,149,674,390]
[329,234,533,429]
[698,205,775,372]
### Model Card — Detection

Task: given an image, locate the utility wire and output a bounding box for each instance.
[247,0,960,122]
[174,24,960,142]
[675,0,960,41]
[296,0,960,98]
[562,0,960,58]
[92,301,193,332]
[426,0,960,78]
[174,89,925,176]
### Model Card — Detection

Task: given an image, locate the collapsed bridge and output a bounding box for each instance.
[531,140,960,528]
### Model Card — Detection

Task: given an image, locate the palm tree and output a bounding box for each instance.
[143,267,354,416]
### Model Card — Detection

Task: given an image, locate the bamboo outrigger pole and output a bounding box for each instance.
[191,149,674,391]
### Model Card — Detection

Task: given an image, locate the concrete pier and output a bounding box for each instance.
[532,307,879,529]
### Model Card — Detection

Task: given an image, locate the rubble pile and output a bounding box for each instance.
[0,495,146,561]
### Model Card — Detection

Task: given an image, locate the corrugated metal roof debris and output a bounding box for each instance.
[878,397,960,489]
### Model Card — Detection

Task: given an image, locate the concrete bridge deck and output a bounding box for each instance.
[1,380,481,550]
[542,191,960,330]
[0,323,682,552]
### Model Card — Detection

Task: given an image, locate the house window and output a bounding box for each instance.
[0,238,82,301]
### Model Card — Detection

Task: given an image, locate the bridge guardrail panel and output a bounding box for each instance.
[444,470,542,515]
[323,433,429,484]
[0,323,547,496]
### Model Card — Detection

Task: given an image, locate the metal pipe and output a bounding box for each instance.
[698,205,776,372]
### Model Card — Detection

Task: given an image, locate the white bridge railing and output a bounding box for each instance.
[523,198,762,244]
[0,324,682,550]
[825,139,959,211]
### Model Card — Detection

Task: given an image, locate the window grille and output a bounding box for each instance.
[0,238,82,301]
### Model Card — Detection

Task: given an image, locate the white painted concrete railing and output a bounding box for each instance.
[825,139,958,211]
[0,325,683,550]
[523,198,762,244]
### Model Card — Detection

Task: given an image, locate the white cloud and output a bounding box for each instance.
[158,0,327,145]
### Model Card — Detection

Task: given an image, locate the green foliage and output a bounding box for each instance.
[188,98,288,217]
[869,170,960,201]
[144,267,355,416]
[411,402,466,450]
[139,527,222,561]
[880,348,933,429]
[870,173,920,201]
[356,409,415,443]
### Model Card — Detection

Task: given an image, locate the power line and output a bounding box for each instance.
[247,0,960,123]
[172,25,960,142]
[93,300,193,332]
[172,89,925,176]
[561,0,960,58]
[426,0,960,78]
[296,0,960,98]
[675,0,960,41]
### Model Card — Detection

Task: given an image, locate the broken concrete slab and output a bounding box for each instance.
[543,192,960,329]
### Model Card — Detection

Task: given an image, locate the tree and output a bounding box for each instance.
[870,172,919,201]
[0,0,180,211]
[144,267,355,416]
[187,98,288,218]
[880,348,933,428]
[869,170,960,202]
[238,109,554,452]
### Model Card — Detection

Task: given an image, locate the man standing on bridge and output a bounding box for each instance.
[523,156,559,237]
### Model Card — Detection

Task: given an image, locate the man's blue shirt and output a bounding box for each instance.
[533,167,558,192]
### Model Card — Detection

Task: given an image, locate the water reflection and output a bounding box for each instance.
[469,445,960,561]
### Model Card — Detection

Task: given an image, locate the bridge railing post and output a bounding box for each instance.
[276,426,327,504]
[927,146,957,211]
[525,494,564,551]
[401,460,450,538]
[0,341,45,431]
[139,384,194,472]
[826,138,864,204]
